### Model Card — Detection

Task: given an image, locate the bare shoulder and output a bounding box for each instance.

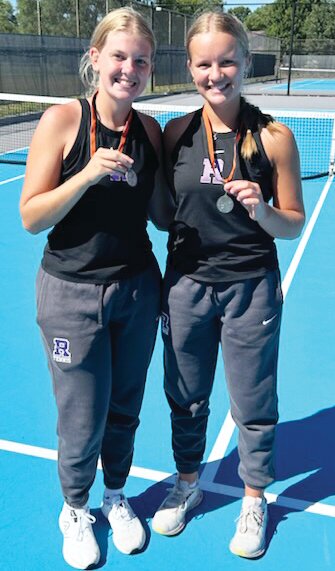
[164,111,197,154]
[136,111,162,151]
[37,99,81,132]
[30,99,82,157]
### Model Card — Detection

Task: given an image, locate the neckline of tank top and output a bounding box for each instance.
[213,130,237,140]
[88,95,134,137]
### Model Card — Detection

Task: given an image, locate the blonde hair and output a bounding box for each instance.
[187,11,250,60]
[79,7,156,96]
[187,11,277,160]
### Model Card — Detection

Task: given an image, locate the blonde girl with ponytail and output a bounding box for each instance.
[152,11,305,560]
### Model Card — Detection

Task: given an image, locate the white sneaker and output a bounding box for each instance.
[152,477,203,536]
[229,496,268,558]
[59,503,100,569]
[101,492,146,554]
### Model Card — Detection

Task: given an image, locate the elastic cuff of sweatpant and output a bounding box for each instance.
[176,464,200,475]
[64,496,89,509]
[104,477,127,490]
[243,482,266,492]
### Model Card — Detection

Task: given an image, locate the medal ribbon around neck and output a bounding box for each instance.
[89,91,137,186]
[202,106,240,184]
[89,91,133,157]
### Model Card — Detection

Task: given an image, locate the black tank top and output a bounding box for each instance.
[167,108,279,282]
[42,100,158,284]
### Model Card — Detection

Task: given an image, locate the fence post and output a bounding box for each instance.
[287,0,296,96]
[151,2,155,93]
[75,0,80,38]
[37,0,42,35]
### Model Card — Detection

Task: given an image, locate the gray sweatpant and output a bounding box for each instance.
[162,266,283,490]
[36,263,161,508]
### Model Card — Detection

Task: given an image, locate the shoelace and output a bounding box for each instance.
[106,496,134,521]
[69,509,96,541]
[163,485,194,509]
[236,507,264,535]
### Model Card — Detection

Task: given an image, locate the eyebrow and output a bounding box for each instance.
[110,49,150,58]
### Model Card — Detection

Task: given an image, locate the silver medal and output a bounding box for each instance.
[216,194,234,214]
[126,168,137,187]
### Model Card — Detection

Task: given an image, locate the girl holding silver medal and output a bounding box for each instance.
[152,11,305,559]
[20,7,174,570]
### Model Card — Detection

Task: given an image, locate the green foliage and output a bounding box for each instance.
[15,0,125,37]
[244,0,335,53]
[159,0,223,17]
[302,1,335,39]
[7,0,335,53]
[245,4,274,32]
[0,0,17,32]
[227,6,251,23]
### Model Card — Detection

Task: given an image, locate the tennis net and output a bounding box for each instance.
[0,93,334,180]
[278,67,335,82]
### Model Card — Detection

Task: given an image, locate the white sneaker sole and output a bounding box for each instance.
[113,533,146,555]
[62,546,100,570]
[229,541,266,559]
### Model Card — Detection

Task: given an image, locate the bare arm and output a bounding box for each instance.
[139,112,176,231]
[225,122,305,239]
[20,100,134,234]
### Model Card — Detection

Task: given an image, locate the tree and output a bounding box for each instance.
[243,0,335,53]
[157,0,223,17]
[0,0,17,32]
[245,4,274,32]
[227,6,251,23]
[302,1,335,52]
[16,0,117,37]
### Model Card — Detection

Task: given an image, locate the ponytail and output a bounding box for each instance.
[239,97,277,160]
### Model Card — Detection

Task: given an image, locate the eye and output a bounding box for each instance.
[112,53,124,61]
[136,58,150,67]
[220,59,236,67]
[197,62,210,69]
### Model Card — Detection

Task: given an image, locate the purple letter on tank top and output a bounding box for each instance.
[200,158,223,185]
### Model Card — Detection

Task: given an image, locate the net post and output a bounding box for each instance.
[328,118,335,176]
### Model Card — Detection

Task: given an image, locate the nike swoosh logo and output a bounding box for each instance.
[262,315,277,325]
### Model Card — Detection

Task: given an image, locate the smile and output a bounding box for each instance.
[114,78,137,87]
[208,83,231,92]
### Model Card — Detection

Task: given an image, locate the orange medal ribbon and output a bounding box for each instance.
[89,91,133,157]
[202,106,240,184]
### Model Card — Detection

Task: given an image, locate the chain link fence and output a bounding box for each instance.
[0,1,280,96]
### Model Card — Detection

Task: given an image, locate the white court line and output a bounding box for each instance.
[200,410,235,482]
[1,438,334,518]
[3,145,28,155]
[0,174,25,186]
[201,175,334,484]
[2,179,334,517]
[281,175,334,298]
[0,438,171,482]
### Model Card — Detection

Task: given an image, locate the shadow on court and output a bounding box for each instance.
[128,406,335,556]
[88,407,335,564]
[267,406,335,543]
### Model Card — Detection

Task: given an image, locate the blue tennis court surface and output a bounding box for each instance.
[1,153,335,568]
[265,78,335,93]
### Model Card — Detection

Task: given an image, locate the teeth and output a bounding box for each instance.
[116,78,136,86]
[209,84,229,91]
